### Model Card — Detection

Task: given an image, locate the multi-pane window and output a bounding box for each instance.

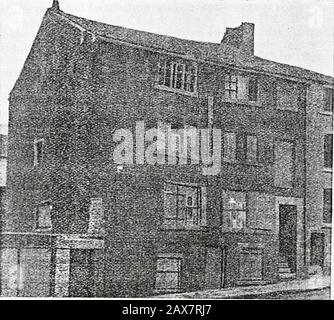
[224,75,259,102]
[157,60,197,93]
[225,75,238,99]
[36,201,52,230]
[155,256,181,292]
[323,188,332,224]
[34,138,44,166]
[222,191,247,230]
[163,182,206,229]
[274,140,294,188]
[324,134,333,169]
[223,133,258,163]
[324,87,333,113]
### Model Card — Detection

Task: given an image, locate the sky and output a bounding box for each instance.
[0,0,333,134]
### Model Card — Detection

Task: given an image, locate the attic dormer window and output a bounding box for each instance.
[157,60,197,95]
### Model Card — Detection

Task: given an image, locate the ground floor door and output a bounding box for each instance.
[279,204,297,272]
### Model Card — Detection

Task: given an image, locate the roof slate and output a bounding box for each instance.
[53,8,334,84]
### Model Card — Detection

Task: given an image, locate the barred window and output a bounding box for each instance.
[158,60,197,93]
[163,182,206,229]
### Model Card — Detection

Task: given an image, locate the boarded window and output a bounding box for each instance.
[223,133,236,161]
[323,188,332,223]
[247,192,274,230]
[324,134,333,168]
[239,248,263,281]
[274,140,294,188]
[324,87,333,113]
[155,257,181,292]
[276,81,298,111]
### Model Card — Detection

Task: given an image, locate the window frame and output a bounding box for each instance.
[35,200,52,231]
[156,59,198,96]
[33,138,44,167]
[323,87,334,114]
[163,181,206,229]
[323,188,332,225]
[155,254,182,293]
[324,133,333,170]
[221,190,247,231]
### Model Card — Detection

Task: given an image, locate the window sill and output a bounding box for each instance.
[323,167,333,173]
[222,159,264,167]
[319,111,333,117]
[160,224,208,231]
[155,85,198,98]
[222,98,262,108]
[35,228,52,232]
[322,223,332,229]
[153,288,183,295]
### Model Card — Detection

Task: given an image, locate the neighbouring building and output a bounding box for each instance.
[1,1,332,297]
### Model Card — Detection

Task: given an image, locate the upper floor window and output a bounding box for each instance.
[34,138,44,166]
[324,87,333,113]
[163,182,206,229]
[36,201,52,230]
[276,81,298,112]
[323,188,332,224]
[224,75,259,103]
[274,140,294,188]
[223,132,258,163]
[157,60,197,94]
[324,134,333,169]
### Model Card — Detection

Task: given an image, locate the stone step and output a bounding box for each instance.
[279,267,292,273]
[279,273,296,279]
[278,262,289,269]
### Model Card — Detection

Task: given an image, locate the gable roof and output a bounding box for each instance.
[54,9,333,85]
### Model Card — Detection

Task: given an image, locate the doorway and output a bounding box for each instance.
[279,204,297,273]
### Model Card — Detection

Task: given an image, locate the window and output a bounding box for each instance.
[34,138,44,166]
[323,188,332,224]
[324,134,333,169]
[274,140,294,188]
[310,233,324,266]
[324,87,333,113]
[36,201,52,230]
[157,60,197,93]
[248,78,258,102]
[236,134,258,162]
[225,75,238,99]
[223,133,236,161]
[155,256,181,292]
[276,81,298,111]
[222,191,246,230]
[163,182,206,229]
[224,133,257,163]
[224,75,259,102]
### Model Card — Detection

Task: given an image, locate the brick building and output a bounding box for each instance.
[1,1,332,297]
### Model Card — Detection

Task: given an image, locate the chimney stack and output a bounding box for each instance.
[221,22,255,56]
[51,0,60,11]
